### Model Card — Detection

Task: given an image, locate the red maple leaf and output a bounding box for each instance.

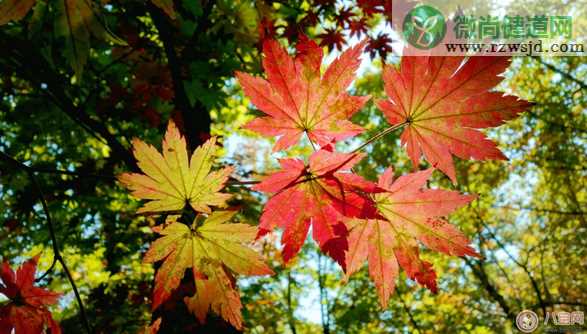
[357,0,384,16]
[345,167,479,306]
[258,17,277,44]
[335,7,356,28]
[237,36,369,151]
[300,11,319,28]
[254,148,378,269]
[383,0,393,23]
[366,33,393,60]
[314,0,336,6]
[282,20,302,42]
[0,255,61,334]
[317,28,346,51]
[349,18,369,38]
[377,56,531,182]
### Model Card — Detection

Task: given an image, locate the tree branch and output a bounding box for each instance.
[0,151,92,334]
[36,255,58,282]
[531,56,587,91]
[148,3,211,151]
[30,167,117,179]
[286,271,298,334]
[317,252,331,334]
[0,31,137,170]
[492,205,587,216]
[463,257,516,321]
[396,287,423,334]
[477,218,548,317]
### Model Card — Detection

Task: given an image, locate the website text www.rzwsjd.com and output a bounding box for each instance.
[445,40,585,55]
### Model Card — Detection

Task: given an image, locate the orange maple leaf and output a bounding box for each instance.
[345,167,480,306]
[377,56,531,182]
[237,36,369,151]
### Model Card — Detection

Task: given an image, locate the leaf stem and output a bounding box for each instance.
[240,122,409,195]
[305,131,318,151]
[36,256,58,282]
[226,179,261,186]
[0,151,92,334]
[351,122,407,154]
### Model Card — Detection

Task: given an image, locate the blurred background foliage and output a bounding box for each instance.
[0,0,585,333]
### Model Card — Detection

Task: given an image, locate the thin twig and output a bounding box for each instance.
[134,210,183,217]
[226,123,409,204]
[492,205,586,216]
[531,56,587,91]
[36,255,58,282]
[0,151,92,334]
[306,131,318,151]
[396,287,423,334]
[96,47,138,76]
[285,271,298,334]
[226,179,261,186]
[31,167,116,179]
[351,122,407,154]
[25,123,407,191]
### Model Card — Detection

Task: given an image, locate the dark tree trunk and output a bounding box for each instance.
[148,3,241,333]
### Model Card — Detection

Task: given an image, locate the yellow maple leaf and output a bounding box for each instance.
[143,210,273,321]
[119,121,233,214]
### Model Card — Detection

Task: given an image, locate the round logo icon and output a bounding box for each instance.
[516,310,539,333]
[402,5,447,49]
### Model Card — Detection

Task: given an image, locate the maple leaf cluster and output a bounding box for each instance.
[118,122,274,329]
[0,0,532,331]
[259,0,393,60]
[116,36,530,329]
[97,62,174,128]
[0,255,61,334]
[234,36,530,306]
